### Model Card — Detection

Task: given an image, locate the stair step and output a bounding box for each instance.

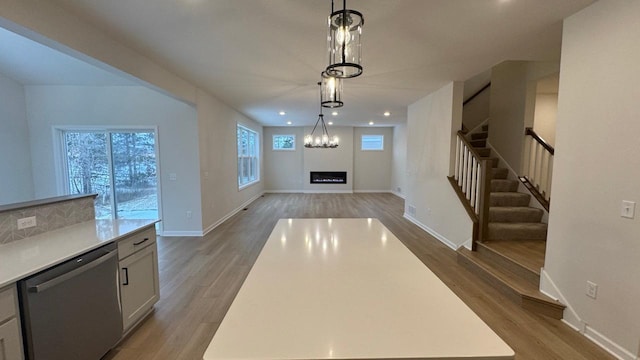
[457,247,564,319]
[479,157,499,168]
[476,242,541,285]
[488,222,548,241]
[479,240,545,278]
[490,179,518,192]
[470,131,488,140]
[491,168,509,179]
[489,207,544,223]
[490,192,531,206]
[470,139,486,147]
[476,148,491,157]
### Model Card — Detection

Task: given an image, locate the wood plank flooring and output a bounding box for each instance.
[104,193,614,360]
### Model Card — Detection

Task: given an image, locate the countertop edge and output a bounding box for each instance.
[0,219,159,289]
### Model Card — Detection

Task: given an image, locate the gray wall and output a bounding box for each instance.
[405,82,473,249]
[489,61,559,173]
[24,85,203,235]
[391,123,407,198]
[263,127,304,192]
[353,127,393,192]
[0,73,34,205]
[542,1,640,358]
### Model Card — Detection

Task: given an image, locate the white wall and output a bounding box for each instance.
[24,85,203,235]
[533,93,558,147]
[489,61,559,172]
[0,73,34,205]
[353,127,393,192]
[542,2,640,359]
[197,89,264,233]
[391,123,407,198]
[303,126,354,193]
[0,0,196,104]
[263,127,304,192]
[405,82,473,249]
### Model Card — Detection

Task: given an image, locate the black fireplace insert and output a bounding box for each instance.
[310,171,347,184]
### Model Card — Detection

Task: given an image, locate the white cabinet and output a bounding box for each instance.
[118,226,160,332]
[0,285,24,360]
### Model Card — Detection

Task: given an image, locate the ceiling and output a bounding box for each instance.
[2,0,594,127]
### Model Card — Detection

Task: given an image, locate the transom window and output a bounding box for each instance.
[237,125,260,188]
[272,135,296,150]
[361,134,384,151]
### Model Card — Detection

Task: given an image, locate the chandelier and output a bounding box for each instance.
[326,0,364,79]
[304,82,339,148]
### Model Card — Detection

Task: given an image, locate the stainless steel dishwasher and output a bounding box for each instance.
[18,242,123,360]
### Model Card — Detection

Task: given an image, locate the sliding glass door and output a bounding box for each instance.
[63,130,159,220]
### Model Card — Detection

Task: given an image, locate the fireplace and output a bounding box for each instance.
[310,171,347,184]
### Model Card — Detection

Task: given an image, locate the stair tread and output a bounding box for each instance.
[458,248,563,308]
[489,222,548,229]
[479,240,545,276]
[489,206,544,223]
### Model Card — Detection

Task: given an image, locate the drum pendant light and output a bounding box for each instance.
[326,0,364,79]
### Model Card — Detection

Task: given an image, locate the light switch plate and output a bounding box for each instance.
[621,200,636,219]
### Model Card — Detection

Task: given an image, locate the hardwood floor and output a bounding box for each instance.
[104,193,614,360]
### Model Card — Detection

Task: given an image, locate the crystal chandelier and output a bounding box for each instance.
[304,82,339,148]
[326,0,364,79]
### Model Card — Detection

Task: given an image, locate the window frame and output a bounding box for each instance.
[272,134,296,151]
[237,124,260,189]
[361,134,385,151]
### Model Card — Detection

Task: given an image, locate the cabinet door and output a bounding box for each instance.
[0,318,24,360]
[120,242,160,331]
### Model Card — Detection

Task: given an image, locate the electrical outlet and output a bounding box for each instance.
[586,281,598,299]
[621,200,636,219]
[169,173,177,181]
[407,205,416,216]
[186,211,192,219]
[17,216,37,230]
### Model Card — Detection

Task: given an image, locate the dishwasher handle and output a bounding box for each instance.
[28,249,118,293]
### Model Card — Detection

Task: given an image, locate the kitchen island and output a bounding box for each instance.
[204,218,514,360]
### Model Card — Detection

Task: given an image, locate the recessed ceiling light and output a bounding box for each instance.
[369,121,374,125]
[383,111,391,117]
[328,121,334,125]
[279,111,286,116]
[287,121,292,125]
[332,111,338,116]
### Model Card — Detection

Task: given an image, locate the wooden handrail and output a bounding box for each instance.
[525,128,554,155]
[463,82,491,106]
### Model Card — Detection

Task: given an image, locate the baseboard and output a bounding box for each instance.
[403,213,460,250]
[264,190,304,193]
[302,190,353,194]
[391,190,405,199]
[159,230,204,237]
[353,190,393,193]
[202,192,265,236]
[540,269,635,360]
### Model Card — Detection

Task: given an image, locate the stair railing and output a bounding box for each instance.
[449,131,492,248]
[522,128,554,210]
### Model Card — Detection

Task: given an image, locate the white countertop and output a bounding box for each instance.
[0,219,157,288]
[204,218,514,360]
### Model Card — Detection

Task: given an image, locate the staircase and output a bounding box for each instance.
[456,125,565,319]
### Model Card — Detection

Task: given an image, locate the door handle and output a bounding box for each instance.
[122,267,129,286]
[133,237,149,246]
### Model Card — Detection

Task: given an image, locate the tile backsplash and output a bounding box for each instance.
[0,197,95,245]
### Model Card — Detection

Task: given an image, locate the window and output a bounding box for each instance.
[272,135,296,150]
[361,135,384,151]
[237,125,260,188]
[62,130,159,220]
